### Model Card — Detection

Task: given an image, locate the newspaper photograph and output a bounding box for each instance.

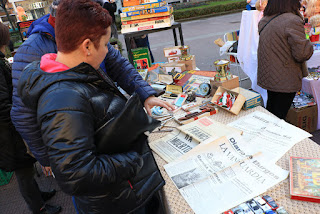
[164,134,289,214]
[149,129,200,163]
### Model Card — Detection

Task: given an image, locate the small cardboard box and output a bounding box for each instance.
[168,56,180,63]
[210,75,239,95]
[132,47,151,70]
[285,105,318,133]
[163,46,182,58]
[161,62,186,73]
[211,86,246,115]
[231,87,262,110]
[178,55,196,71]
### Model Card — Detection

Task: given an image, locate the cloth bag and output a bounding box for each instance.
[94,93,160,154]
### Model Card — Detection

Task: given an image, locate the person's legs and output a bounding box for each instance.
[15,164,45,213]
[267,90,296,119]
[111,22,118,39]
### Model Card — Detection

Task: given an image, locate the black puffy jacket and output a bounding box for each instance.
[18,62,165,214]
[0,51,35,172]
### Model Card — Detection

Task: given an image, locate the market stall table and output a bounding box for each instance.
[148,106,320,214]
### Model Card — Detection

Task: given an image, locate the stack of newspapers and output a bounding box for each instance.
[120,0,174,34]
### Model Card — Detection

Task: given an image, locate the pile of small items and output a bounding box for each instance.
[307,66,320,80]
[292,91,316,109]
[223,195,289,214]
[214,91,236,110]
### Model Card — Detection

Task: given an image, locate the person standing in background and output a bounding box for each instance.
[0,22,61,214]
[258,0,313,119]
[103,0,118,39]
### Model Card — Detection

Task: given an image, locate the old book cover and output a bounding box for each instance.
[121,7,172,21]
[121,6,170,18]
[132,47,151,69]
[122,1,167,12]
[290,157,320,203]
[122,16,172,29]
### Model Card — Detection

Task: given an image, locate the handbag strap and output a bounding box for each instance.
[259,14,281,35]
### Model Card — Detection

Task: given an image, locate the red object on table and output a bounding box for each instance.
[310,34,320,42]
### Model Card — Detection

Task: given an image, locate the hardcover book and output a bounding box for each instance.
[121,6,170,18]
[121,16,174,33]
[290,156,320,203]
[122,15,170,25]
[121,7,172,21]
[122,1,167,12]
[132,47,151,70]
[121,16,172,30]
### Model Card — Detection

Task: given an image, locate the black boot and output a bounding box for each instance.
[39,204,62,214]
[41,189,56,201]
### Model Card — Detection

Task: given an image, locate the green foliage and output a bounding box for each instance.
[173,1,246,20]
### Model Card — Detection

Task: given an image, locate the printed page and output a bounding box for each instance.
[177,117,242,142]
[149,129,200,163]
[228,111,312,162]
[164,135,289,214]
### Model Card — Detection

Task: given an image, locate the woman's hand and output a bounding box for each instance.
[144,96,174,115]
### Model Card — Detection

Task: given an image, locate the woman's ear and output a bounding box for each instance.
[81,38,92,56]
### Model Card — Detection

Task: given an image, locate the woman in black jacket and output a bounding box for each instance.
[0,23,61,214]
[18,1,167,213]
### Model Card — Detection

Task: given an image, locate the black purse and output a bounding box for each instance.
[94,69,160,154]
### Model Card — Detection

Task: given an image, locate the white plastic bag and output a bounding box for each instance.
[219,41,236,56]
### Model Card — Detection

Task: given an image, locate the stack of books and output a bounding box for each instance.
[121,0,174,34]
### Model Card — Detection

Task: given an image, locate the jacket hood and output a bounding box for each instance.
[27,14,55,38]
[18,61,100,110]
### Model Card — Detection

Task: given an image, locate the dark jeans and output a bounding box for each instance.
[15,164,45,214]
[267,90,296,119]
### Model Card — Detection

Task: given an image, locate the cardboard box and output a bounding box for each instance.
[210,75,239,95]
[163,46,182,58]
[178,55,196,71]
[211,86,246,115]
[285,105,318,133]
[231,87,262,110]
[168,56,180,63]
[161,62,186,73]
[132,47,151,70]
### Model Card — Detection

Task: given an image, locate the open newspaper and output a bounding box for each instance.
[164,134,289,214]
[227,111,312,163]
[150,117,242,162]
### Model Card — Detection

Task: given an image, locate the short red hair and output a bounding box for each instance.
[55,0,112,53]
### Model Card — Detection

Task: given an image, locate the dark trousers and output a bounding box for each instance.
[267,90,296,119]
[15,164,44,214]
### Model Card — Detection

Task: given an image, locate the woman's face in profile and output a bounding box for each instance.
[89,26,111,69]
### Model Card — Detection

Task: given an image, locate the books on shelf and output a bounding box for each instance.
[121,8,172,21]
[122,15,170,25]
[122,1,167,12]
[121,15,174,33]
[290,156,320,203]
[122,15,173,30]
[121,5,170,17]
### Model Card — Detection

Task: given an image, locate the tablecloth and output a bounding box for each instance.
[149,106,320,214]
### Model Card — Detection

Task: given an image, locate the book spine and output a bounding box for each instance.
[122,1,166,12]
[141,0,163,4]
[122,15,170,25]
[121,6,170,18]
[122,16,171,29]
[121,7,172,21]
[121,18,173,33]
